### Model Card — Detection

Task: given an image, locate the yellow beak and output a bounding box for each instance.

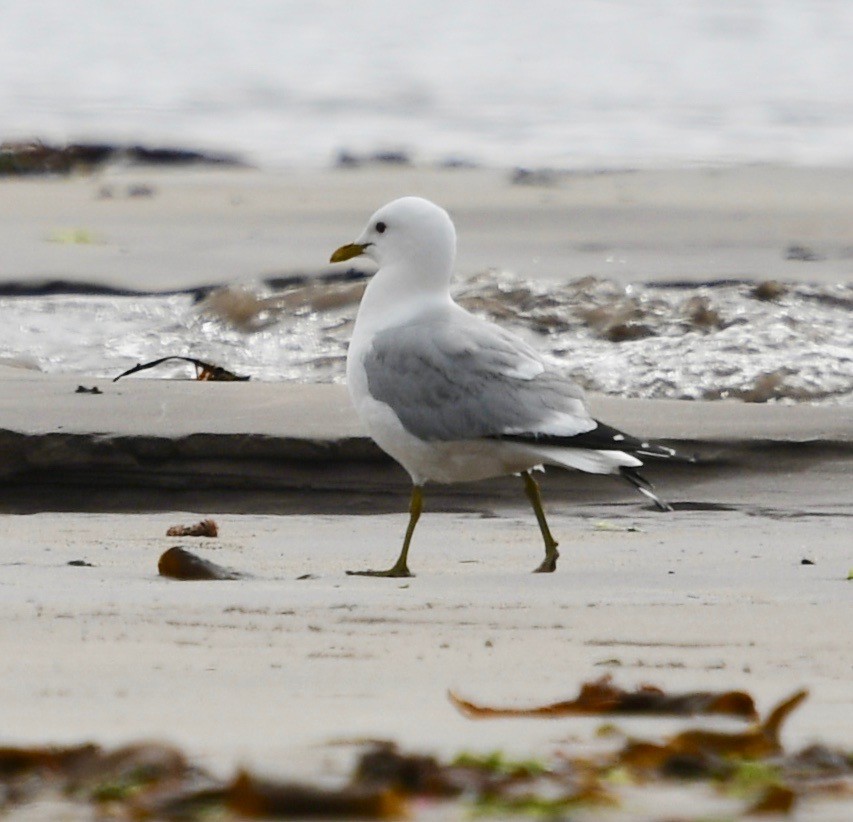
[330,242,368,263]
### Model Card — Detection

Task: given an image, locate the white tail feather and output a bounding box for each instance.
[534,446,642,475]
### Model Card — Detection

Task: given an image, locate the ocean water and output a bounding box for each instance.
[2,0,852,169]
[2,275,851,404]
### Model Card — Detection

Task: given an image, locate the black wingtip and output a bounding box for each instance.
[619,466,673,512]
[493,421,694,463]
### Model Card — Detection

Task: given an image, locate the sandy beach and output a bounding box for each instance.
[1,165,851,819]
[1,164,852,291]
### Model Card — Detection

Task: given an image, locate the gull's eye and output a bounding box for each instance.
[375,221,387,234]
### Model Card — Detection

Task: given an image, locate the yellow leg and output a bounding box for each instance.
[347,485,422,578]
[522,471,560,573]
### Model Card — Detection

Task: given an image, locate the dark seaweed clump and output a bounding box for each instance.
[0,140,244,176]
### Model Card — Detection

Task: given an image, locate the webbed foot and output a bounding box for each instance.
[532,550,559,574]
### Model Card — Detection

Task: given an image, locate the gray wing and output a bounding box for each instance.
[363,315,594,442]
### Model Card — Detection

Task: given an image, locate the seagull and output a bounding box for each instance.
[331,196,683,577]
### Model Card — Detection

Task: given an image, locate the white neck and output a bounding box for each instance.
[353,262,453,337]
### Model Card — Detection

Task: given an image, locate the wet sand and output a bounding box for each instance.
[0,164,851,817]
[1,164,852,291]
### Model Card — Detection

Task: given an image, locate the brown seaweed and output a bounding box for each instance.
[449,675,757,720]
[0,690,850,822]
[113,356,250,382]
[166,519,219,538]
[619,690,808,769]
[226,771,403,819]
[0,140,242,175]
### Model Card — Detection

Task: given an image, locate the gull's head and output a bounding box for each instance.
[330,196,457,283]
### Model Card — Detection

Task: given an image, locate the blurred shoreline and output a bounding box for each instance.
[1,161,851,289]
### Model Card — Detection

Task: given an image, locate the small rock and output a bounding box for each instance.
[335,150,360,168]
[158,546,242,581]
[127,184,155,198]
[371,150,410,165]
[785,244,824,262]
[335,149,411,168]
[68,559,94,567]
[75,385,102,394]
[439,157,478,169]
[511,167,557,186]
